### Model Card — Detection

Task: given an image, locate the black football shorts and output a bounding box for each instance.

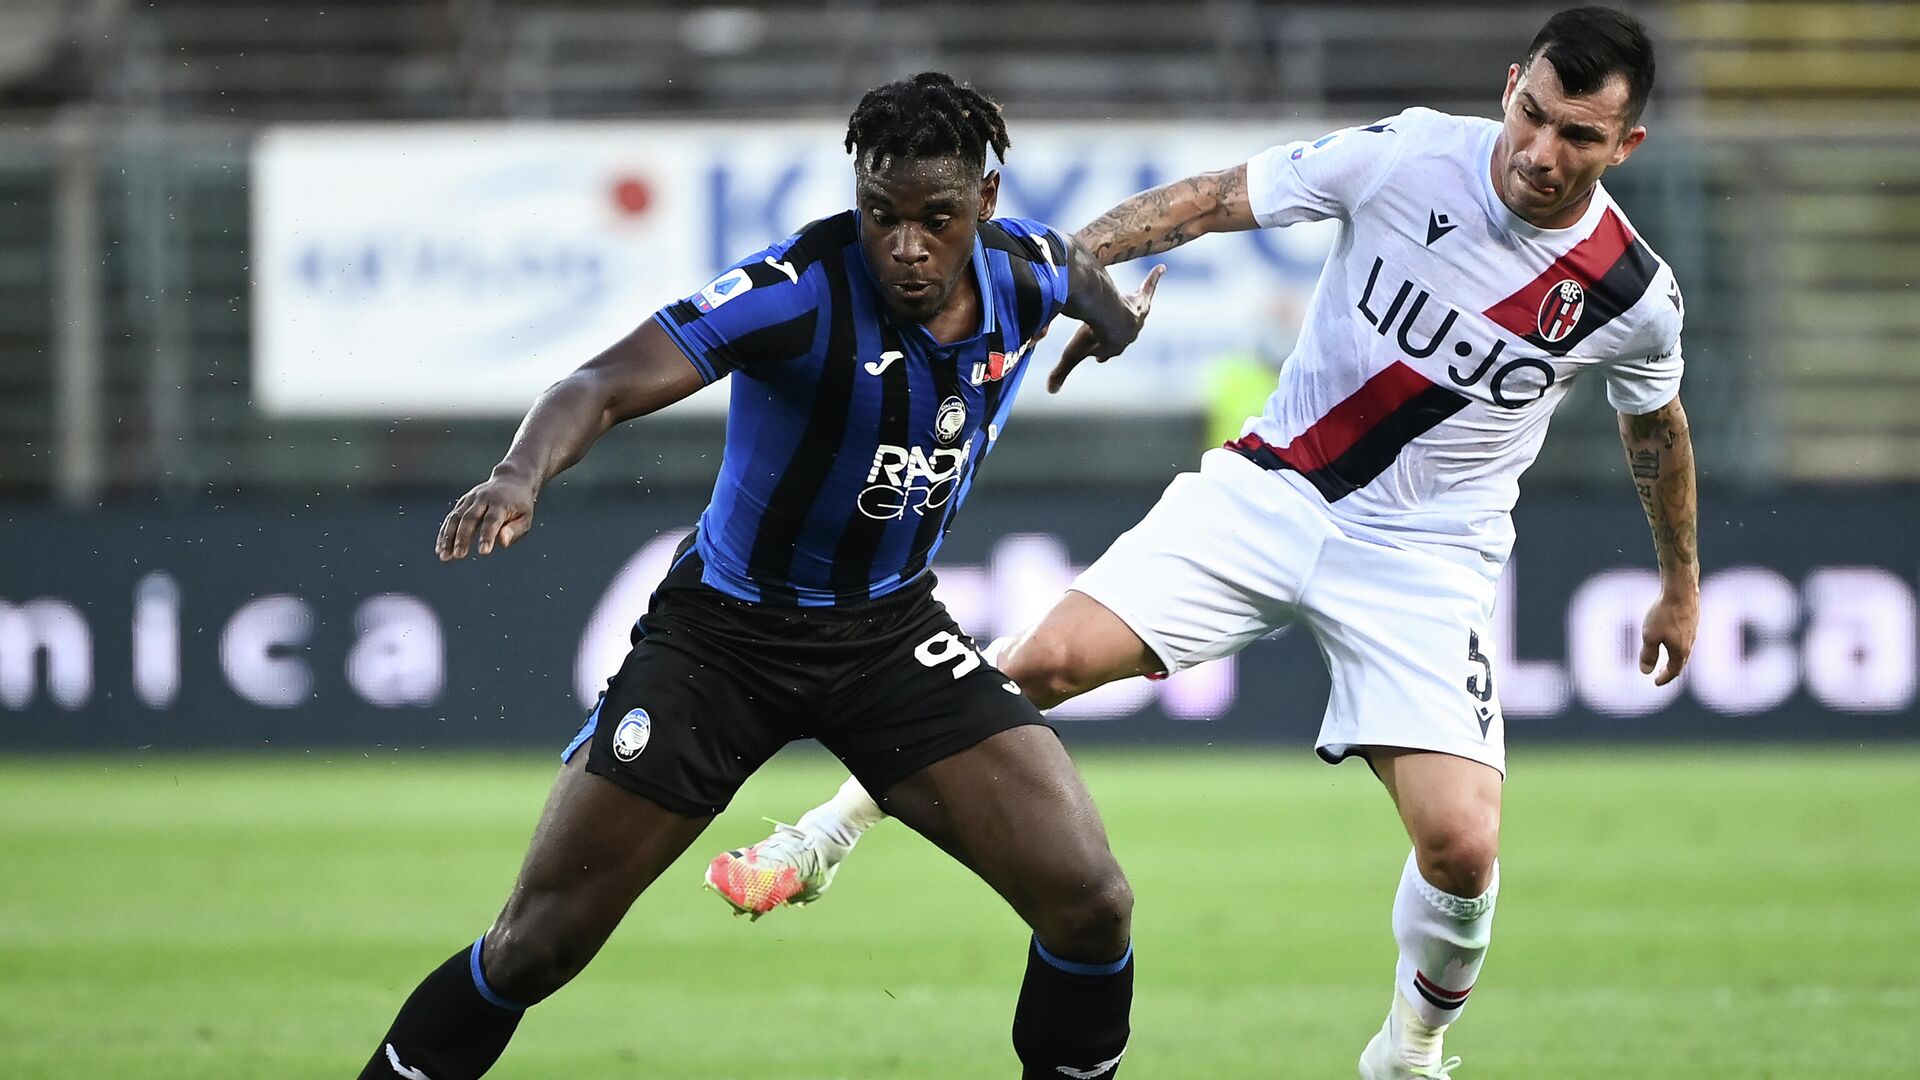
[560,542,1048,816]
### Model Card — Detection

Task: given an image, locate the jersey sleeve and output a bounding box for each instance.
[984,216,1073,330]
[651,240,823,383]
[1244,110,1412,228]
[1602,265,1686,414]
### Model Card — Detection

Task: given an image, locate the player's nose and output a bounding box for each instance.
[1525,131,1563,171]
[890,229,930,264]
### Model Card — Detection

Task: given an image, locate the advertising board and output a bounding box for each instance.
[3,490,1912,751]
[252,120,1340,416]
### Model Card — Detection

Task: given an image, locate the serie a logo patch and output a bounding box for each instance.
[695,268,752,313]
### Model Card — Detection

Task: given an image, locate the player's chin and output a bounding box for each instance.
[884,291,945,324]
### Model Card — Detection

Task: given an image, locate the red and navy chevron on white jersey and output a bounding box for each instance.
[1239,107,1685,574]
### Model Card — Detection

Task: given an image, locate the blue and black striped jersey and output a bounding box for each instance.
[653,211,1072,607]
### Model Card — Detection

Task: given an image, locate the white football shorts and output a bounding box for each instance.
[1070,449,1506,775]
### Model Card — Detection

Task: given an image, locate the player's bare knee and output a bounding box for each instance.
[1033,867,1133,961]
[1414,827,1499,898]
[481,919,592,1005]
[1001,635,1096,709]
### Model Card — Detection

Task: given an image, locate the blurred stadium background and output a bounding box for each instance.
[2,2,1916,1077]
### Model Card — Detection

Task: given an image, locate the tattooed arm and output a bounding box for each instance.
[1619,395,1700,685]
[1072,165,1258,267]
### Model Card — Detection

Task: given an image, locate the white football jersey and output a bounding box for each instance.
[1239,107,1684,576]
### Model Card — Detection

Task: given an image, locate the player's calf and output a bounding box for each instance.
[1009,861,1134,1079]
[358,937,526,1080]
[1013,936,1135,1080]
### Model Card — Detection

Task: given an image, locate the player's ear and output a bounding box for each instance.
[1500,63,1521,112]
[977,169,1000,221]
[1611,125,1647,166]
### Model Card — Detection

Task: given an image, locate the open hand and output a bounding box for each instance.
[1047,264,1167,393]
[436,473,537,561]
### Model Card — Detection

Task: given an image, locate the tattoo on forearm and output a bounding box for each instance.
[1076,168,1243,266]
[1621,402,1698,577]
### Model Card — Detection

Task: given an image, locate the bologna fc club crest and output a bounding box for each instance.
[1536,279,1585,343]
[612,708,652,761]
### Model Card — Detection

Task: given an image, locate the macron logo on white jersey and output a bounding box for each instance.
[1056,1047,1126,1078]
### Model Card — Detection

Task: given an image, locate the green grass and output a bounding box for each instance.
[3,746,1918,1079]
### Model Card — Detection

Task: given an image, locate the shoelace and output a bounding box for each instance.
[752,819,825,876]
[1415,1056,1463,1078]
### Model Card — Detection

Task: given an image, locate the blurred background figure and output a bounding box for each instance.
[1204,293,1308,450]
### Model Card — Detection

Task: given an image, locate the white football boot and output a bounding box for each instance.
[703,820,843,920]
[1358,990,1462,1079]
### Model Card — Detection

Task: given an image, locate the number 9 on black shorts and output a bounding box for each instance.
[559,547,1048,817]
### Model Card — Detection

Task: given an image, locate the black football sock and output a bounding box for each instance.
[357,937,526,1080]
[1011,936,1134,1079]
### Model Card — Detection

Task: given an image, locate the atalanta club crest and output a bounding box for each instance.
[934,396,967,445]
[611,708,652,761]
[1536,279,1585,343]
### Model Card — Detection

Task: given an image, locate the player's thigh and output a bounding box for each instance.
[999,590,1162,706]
[821,601,1055,808]
[1302,535,1508,778]
[570,613,794,818]
[484,750,713,999]
[821,617,1126,952]
[1067,448,1329,676]
[880,725,1130,958]
[1371,747,1502,894]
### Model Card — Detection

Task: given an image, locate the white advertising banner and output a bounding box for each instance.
[252,120,1342,416]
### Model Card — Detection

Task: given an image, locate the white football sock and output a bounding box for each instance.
[980,634,1015,670]
[1391,849,1499,1063]
[796,775,888,853]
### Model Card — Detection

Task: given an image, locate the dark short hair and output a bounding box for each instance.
[1524,6,1656,128]
[844,72,1010,173]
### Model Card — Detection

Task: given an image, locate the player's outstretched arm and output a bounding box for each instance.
[1618,395,1700,685]
[1048,259,1164,394]
[1072,164,1257,268]
[1045,234,1167,393]
[436,321,706,561]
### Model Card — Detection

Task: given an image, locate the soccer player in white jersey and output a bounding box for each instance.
[707,7,1698,1076]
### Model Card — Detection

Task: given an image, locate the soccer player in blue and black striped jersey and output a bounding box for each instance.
[356,73,1162,1080]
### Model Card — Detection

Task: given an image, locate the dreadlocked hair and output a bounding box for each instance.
[844,72,1010,173]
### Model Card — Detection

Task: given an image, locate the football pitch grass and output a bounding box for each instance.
[4,746,1917,1079]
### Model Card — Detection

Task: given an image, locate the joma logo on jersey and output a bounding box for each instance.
[1357,256,1558,410]
[858,440,973,520]
[1537,279,1585,342]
